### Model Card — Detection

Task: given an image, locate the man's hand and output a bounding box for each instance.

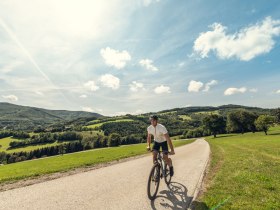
[169,150,175,155]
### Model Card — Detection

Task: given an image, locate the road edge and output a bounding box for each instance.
[189,138,211,209]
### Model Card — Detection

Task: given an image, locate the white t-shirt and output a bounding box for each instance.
[147,123,168,143]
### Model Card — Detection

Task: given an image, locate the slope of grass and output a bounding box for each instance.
[86,119,134,128]
[196,126,280,210]
[0,137,70,153]
[0,139,194,184]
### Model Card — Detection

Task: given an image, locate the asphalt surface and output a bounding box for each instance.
[0,138,210,210]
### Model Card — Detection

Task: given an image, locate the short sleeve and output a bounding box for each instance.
[161,125,168,134]
[147,126,151,134]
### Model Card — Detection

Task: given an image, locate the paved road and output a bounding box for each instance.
[0,138,210,210]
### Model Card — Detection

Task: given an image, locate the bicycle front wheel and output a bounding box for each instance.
[164,164,172,185]
[147,163,160,200]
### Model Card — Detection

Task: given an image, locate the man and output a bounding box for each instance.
[147,115,175,176]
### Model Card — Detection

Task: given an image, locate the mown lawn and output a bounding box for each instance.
[0,139,194,184]
[195,126,280,210]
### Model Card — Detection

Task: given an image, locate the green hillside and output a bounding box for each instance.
[0,102,103,130]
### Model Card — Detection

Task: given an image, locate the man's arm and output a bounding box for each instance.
[147,132,151,149]
[164,133,175,155]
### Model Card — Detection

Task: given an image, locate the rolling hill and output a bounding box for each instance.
[0,102,103,130]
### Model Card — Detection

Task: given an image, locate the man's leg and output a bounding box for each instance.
[152,142,160,164]
[163,154,172,167]
[162,141,174,176]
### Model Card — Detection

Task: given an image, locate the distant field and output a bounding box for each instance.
[193,111,219,115]
[195,126,280,210]
[0,139,195,184]
[178,115,192,120]
[0,137,70,154]
[86,119,134,128]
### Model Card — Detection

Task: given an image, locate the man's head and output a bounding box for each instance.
[149,115,158,126]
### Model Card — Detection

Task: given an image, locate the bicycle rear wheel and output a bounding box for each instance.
[147,163,160,200]
[164,164,172,185]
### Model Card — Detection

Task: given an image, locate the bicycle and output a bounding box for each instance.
[147,150,173,200]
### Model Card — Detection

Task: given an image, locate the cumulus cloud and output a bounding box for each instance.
[84,81,99,91]
[154,85,171,94]
[203,80,218,92]
[129,81,145,92]
[99,74,120,90]
[188,80,204,92]
[139,59,159,71]
[100,47,131,69]
[249,88,258,93]
[34,91,44,96]
[2,94,18,102]
[143,0,160,7]
[193,17,280,61]
[79,94,87,98]
[82,106,93,112]
[224,87,247,95]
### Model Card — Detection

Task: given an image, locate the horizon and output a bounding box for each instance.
[0,1,280,115]
[0,101,276,117]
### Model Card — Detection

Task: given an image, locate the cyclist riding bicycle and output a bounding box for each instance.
[146,115,175,176]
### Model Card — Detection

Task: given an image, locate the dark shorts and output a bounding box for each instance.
[152,141,169,155]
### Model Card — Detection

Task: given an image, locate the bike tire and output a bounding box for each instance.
[164,164,172,185]
[147,163,160,200]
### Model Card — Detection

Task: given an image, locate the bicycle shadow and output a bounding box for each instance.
[150,181,193,210]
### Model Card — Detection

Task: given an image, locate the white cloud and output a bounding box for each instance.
[2,94,18,102]
[82,106,93,112]
[249,88,258,93]
[100,47,131,69]
[99,74,120,90]
[276,90,280,94]
[34,91,44,96]
[129,81,145,92]
[193,17,280,61]
[84,81,99,91]
[203,80,218,92]
[224,87,247,96]
[139,59,159,71]
[110,109,144,116]
[143,0,160,7]
[154,85,171,94]
[79,94,87,98]
[188,80,204,92]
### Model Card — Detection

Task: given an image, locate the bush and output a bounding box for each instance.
[108,133,121,147]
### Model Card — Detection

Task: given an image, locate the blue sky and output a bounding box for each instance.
[0,0,280,115]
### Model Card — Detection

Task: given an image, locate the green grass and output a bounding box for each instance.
[86,119,134,128]
[193,111,219,115]
[178,115,192,120]
[0,137,71,154]
[0,139,194,184]
[196,126,280,210]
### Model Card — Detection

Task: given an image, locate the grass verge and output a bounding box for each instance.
[0,139,194,184]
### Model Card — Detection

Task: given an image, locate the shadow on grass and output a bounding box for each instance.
[214,134,237,139]
[268,132,280,136]
[150,181,209,210]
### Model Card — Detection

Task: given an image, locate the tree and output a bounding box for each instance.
[273,108,280,124]
[108,133,121,147]
[255,115,275,135]
[203,114,226,138]
[226,110,258,134]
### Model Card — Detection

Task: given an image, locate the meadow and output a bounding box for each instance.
[195,126,280,210]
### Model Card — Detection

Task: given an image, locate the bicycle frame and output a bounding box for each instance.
[155,151,168,177]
